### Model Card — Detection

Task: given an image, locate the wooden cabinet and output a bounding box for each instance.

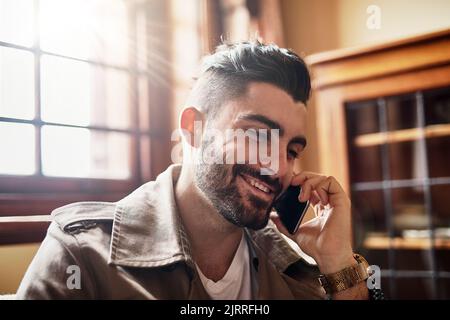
[306,29,450,299]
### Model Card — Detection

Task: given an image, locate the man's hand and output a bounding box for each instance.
[270,171,354,274]
[271,171,369,299]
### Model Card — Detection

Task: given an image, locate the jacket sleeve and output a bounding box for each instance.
[16,222,97,299]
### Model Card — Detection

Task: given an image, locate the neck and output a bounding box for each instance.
[175,164,243,281]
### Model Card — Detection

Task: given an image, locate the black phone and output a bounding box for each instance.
[273,185,309,234]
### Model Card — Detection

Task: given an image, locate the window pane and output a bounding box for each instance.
[136,9,148,71]
[41,125,131,179]
[0,122,35,175]
[0,0,34,47]
[41,55,131,129]
[39,0,129,67]
[0,47,34,119]
[138,76,150,130]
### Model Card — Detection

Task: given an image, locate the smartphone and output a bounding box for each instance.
[273,185,309,234]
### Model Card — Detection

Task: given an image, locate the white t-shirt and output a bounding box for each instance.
[195,233,252,300]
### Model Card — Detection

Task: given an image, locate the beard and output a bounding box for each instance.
[194,159,282,230]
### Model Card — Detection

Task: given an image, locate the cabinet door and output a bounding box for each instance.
[345,86,450,299]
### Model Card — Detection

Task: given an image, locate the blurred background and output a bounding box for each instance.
[1,0,450,299]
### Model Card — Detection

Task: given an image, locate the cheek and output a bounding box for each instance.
[222,138,255,164]
[281,166,295,189]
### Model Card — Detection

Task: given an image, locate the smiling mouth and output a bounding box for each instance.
[238,173,275,200]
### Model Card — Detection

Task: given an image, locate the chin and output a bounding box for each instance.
[241,209,271,230]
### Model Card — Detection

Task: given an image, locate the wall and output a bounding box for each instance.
[0,243,40,294]
[337,0,450,49]
[280,0,450,172]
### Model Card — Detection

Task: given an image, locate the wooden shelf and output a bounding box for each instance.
[364,235,450,250]
[354,124,450,147]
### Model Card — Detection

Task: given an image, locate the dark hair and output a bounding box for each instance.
[188,40,311,119]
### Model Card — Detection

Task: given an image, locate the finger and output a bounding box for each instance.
[320,176,345,195]
[293,172,345,195]
[308,191,321,208]
[316,176,347,206]
[291,171,323,187]
[298,176,327,202]
[316,184,329,205]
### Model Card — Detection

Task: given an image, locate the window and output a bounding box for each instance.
[0,0,173,243]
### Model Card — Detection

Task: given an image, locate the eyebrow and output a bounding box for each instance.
[236,113,307,148]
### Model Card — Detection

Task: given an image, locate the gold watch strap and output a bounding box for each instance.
[318,254,370,294]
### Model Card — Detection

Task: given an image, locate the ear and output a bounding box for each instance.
[179,107,204,148]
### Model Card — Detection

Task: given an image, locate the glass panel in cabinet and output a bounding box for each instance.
[395,277,434,299]
[391,187,427,236]
[427,136,450,178]
[352,189,389,270]
[430,184,450,229]
[345,99,379,136]
[391,187,433,271]
[436,250,450,274]
[431,184,450,274]
[437,277,450,300]
[395,249,434,272]
[424,87,450,178]
[424,86,450,126]
[348,145,383,183]
[388,140,425,181]
[386,94,418,131]
[346,99,383,183]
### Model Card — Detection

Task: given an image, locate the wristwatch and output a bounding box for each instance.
[318,254,370,295]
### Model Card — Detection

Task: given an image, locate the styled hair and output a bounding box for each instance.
[188,40,311,119]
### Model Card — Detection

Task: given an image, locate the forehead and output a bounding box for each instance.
[215,82,308,135]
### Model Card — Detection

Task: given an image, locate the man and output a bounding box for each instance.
[17,41,371,300]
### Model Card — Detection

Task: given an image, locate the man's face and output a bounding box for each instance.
[194,82,308,230]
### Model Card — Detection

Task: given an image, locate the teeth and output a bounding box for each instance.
[247,177,269,193]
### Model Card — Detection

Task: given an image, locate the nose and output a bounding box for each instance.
[259,148,289,183]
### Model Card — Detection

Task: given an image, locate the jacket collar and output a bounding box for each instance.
[109,164,309,273]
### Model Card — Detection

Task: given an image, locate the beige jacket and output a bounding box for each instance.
[16,165,326,299]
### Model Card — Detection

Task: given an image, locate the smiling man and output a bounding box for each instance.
[17,41,372,300]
